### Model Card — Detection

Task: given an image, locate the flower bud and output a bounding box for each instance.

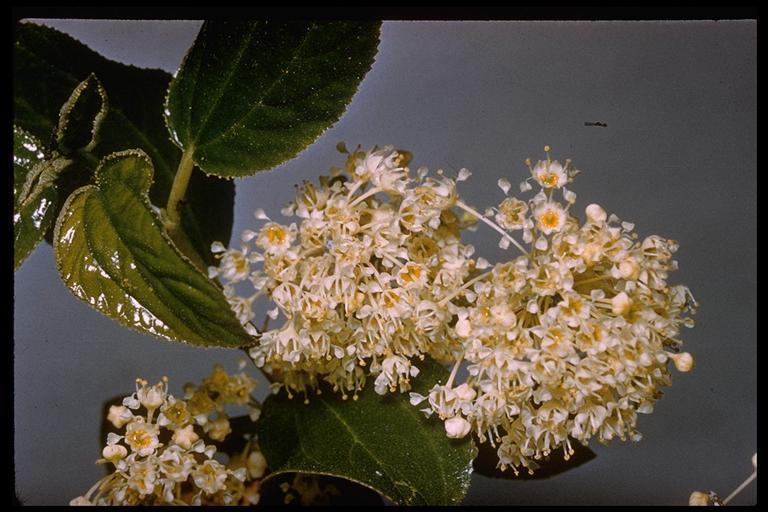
[454,383,477,402]
[671,352,695,372]
[585,203,607,224]
[619,257,640,280]
[611,292,632,316]
[455,318,471,338]
[107,405,132,429]
[102,444,128,462]
[444,416,471,439]
[172,424,199,450]
[248,450,268,479]
[688,491,711,506]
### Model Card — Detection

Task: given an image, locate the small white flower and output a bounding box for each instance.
[125,420,160,456]
[396,262,428,289]
[534,202,567,235]
[136,377,168,412]
[532,160,568,189]
[171,424,199,450]
[256,222,294,256]
[127,459,157,496]
[495,197,528,231]
[192,459,228,495]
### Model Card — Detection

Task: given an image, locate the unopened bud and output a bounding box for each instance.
[454,383,477,402]
[671,352,695,372]
[611,292,632,316]
[586,203,607,224]
[455,318,471,338]
[102,444,128,462]
[619,257,640,280]
[248,450,268,479]
[444,416,471,439]
[688,491,711,506]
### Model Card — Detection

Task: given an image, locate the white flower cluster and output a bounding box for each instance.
[71,367,265,506]
[211,145,478,399]
[212,145,697,474]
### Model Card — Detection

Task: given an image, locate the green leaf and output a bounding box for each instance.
[472,436,596,480]
[53,150,254,347]
[257,357,476,506]
[55,73,108,155]
[13,126,57,270]
[14,22,234,265]
[165,20,381,177]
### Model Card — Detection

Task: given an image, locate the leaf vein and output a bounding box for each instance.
[194,23,318,151]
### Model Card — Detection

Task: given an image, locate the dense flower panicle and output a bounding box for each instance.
[212,144,697,474]
[71,368,263,506]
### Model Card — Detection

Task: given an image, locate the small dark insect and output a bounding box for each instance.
[584,121,608,127]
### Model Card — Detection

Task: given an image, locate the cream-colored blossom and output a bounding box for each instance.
[534,202,567,235]
[211,144,696,475]
[125,419,160,456]
[73,369,264,506]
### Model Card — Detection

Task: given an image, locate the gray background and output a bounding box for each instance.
[14,20,756,505]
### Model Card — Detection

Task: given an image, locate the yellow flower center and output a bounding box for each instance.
[382,291,399,309]
[165,402,189,423]
[549,327,565,342]
[265,225,286,245]
[401,264,422,284]
[233,254,248,274]
[499,198,526,225]
[539,210,562,230]
[127,428,153,449]
[565,298,583,316]
[539,172,560,188]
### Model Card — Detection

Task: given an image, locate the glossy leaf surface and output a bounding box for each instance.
[13,126,57,270]
[165,20,381,177]
[54,150,253,347]
[14,22,234,265]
